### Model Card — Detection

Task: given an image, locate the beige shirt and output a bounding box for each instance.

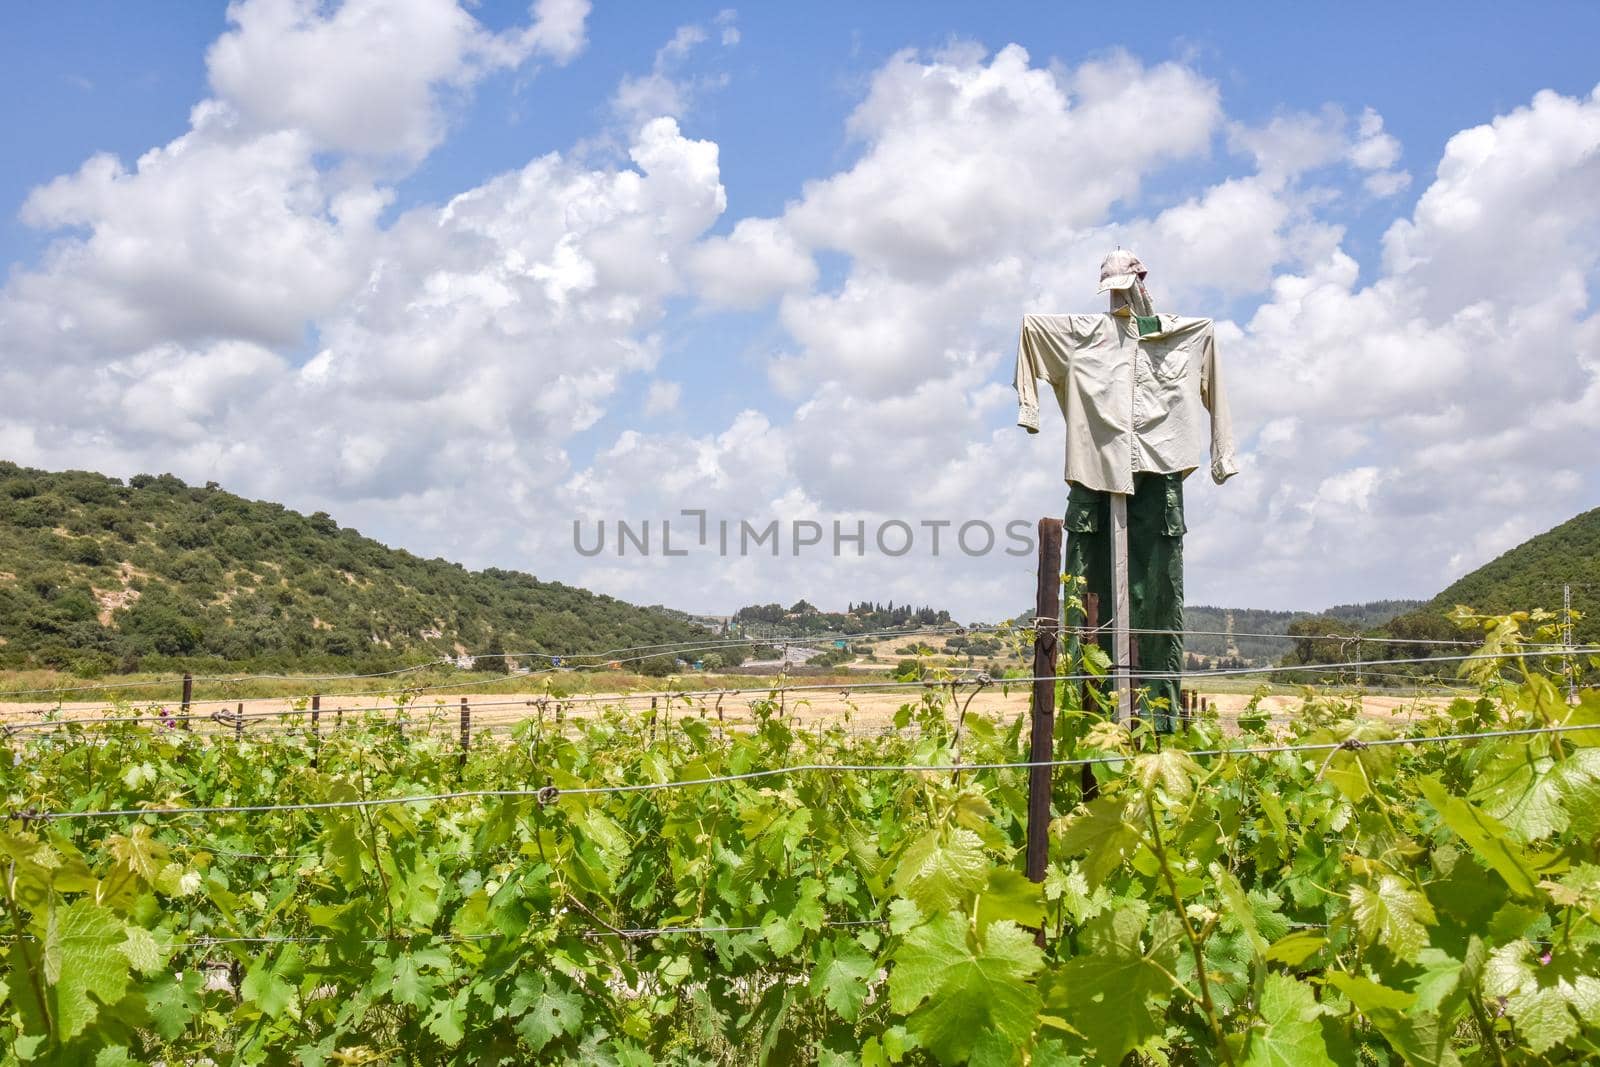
[1014,312,1238,494]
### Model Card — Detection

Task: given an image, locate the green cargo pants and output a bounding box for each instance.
[1063,472,1185,732]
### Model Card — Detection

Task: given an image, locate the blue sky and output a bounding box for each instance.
[2,2,1598,617]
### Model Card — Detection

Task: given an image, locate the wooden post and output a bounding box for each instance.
[459,698,470,773]
[180,672,193,731]
[649,696,658,742]
[310,695,320,770]
[235,701,243,744]
[1109,495,1131,723]
[1081,592,1101,803]
[1026,517,1063,900]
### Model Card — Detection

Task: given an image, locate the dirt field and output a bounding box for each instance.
[0,679,1454,737]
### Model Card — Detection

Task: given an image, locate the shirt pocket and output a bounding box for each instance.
[1162,478,1187,536]
[1149,348,1189,382]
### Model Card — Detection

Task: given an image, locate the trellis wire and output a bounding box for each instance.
[5,643,1590,736]
[15,719,1599,822]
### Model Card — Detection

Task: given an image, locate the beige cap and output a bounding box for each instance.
[1097,248,1147,293]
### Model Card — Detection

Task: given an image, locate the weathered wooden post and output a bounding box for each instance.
[180,672,193,731]
[235,701,243,743]
[1026,517,1064,899]
[459,697,470,773]
[310,695,321,769]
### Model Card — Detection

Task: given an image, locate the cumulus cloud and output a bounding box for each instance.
[2,86,727,565]
[686,217,818,309]
[207,0,588,161]
[643,380,682,416]
[576,50,1600,616]
[5,20,1597,622]
[611,15,738,130]
[11,103,377,358]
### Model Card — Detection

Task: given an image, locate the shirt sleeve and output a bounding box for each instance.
[1200,326,1239,484]
[1013,315,1070,434]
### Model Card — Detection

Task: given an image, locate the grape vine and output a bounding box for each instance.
[1,612,1598,1065]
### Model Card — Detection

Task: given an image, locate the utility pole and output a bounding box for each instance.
[1565,583,1579,706]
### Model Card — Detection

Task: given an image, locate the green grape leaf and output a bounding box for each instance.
[1418,778,1548,897]
[1132,749,1200,801]
[1318,725,1397,803]
[512,976,586,1051]
[892,827,988,914]
[1540,862,1600,920]
[1350,875,1434,963]
[142,971,202,1041]
[809,935,876,1022]
[1053,797,1139,887]
[390,952,434,1008]
[1410,946,1469,1015]
[1325,971,1414,1013]
[117,925,165,975]
[1265,930,1326,967]
[1469,745,1567,841]
[1242,974,1334,1067]
[240,944,301,1019]
[763,877,826,955]
[1048,904,1176,1063]
[1482,940,1600,1055]
[42,899,133,1040]
[889,914,1042,1063]
[1552,747,1600,839]
[424,987,468,1048]
[975,868,1045,933]
[888,897,923,936]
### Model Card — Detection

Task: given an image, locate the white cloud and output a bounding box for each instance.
[1228,103,1409,195]
[643,380,682,415]
[2,106,727,559]
[612,16,737,130]
[206,0,585,162]
[520,0,592,64]
[12,102,377,356]
[6,21,1599,624]
[785,45,1220,280]
[574,55,1600,616]
[687,217,818,309]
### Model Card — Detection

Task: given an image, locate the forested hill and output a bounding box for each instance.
[0,463,709,675]
[1386,506,1600,644]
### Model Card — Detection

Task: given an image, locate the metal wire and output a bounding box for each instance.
[0,616,1572,706]
[18,720,1599,822]
[5,644,1591,735]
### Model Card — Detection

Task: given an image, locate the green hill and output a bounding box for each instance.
[0,462,711,676]
[1274,508,1600,676]
[1400,506,1600,644]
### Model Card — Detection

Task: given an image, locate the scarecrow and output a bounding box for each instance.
[1014,250,1237,730]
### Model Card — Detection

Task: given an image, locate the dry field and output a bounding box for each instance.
[0,678,1454,736]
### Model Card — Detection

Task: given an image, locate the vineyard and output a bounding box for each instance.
[1,612,1598,1065]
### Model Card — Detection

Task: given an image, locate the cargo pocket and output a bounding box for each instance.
[1065,486,1102,533]
[1162,478,1187,536]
